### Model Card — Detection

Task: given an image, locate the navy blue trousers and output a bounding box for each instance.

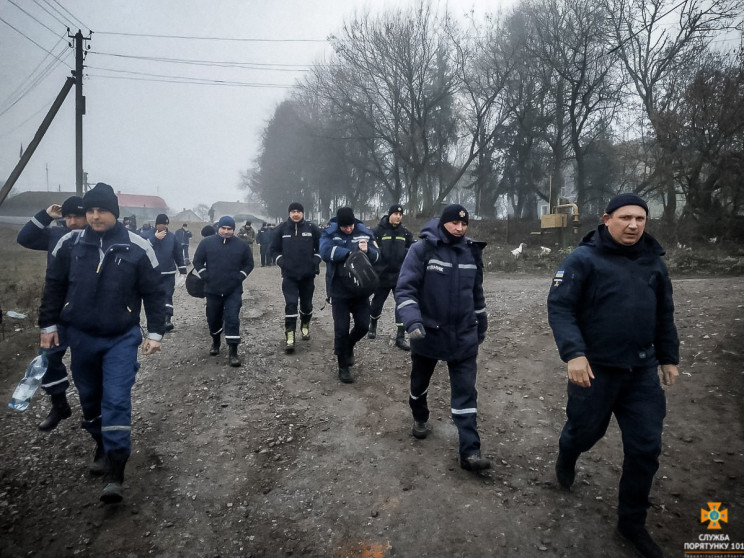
[369,284,401,325]
[559,363,666,527]
[409,352,481,458]
[331,295,370,367]
[206,289,243,345]
[162,273,176,318]
[41,326,70,396]
[282,275,315,330]
[67,325,141,456]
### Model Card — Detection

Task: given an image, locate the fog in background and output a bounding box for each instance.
[0,0,503,213]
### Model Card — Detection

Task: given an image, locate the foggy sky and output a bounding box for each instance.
[0,0,503,214]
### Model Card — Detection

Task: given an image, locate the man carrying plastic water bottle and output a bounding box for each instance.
[38,183,165,504]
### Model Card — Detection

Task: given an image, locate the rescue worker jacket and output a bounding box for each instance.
[17,209,74,265]
[395,219,486,362]
[174,227,192,246]
[143,229,186,275]
[320,218,380,300]
[192,233,254,296]
[372,215,413,288]
[271,218,321,280]
[38,222,165,339]
[547,224,679,369]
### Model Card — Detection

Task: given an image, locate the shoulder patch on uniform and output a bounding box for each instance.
[552,270,564,287]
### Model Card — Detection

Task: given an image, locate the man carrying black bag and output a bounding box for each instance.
[320,207,380,384]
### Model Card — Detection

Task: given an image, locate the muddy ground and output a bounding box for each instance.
[0,225,743,558]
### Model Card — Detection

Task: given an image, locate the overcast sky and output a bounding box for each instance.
[0,0,508,213]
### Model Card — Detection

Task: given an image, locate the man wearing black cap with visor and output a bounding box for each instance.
[17,195,87,431]
[272,202,322,352]
[369,204,414,350]
[547,193,680,558]
[395,204,490,472]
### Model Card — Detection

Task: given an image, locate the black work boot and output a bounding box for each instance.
[209,335,221,356]
[100,450,127,504]
[617,524,663,558]
[89,442,107,476]
[395,326,410,351]
[411,421,430,439]
[460,453,491,471]
[165,316,174,332]
[38,393,72,431]
[228,344,241,367]
[300,320,311,341]
[338,367,353,383]
[285,329,296,353]
[367,318,378,339]
[555,449,578,489]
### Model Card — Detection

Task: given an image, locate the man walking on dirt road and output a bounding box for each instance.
[395,204,490,472]
[193,215,254,367]
[368,204,413,351]
[320,207,379,384]
[547,192,679,558]
[17,195,87,432]
[38,182,165,504]
[271,202,322,353]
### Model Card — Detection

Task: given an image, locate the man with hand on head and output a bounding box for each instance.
[547,193,679,558]
[38,182,165,504]
[17,195,86,431]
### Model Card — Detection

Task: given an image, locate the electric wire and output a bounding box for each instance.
[50,0,90,32]
[29,0,71,29]
[89,51,312,71]
[0,15,73,66]
[94,30,327,43]
[7,0,60,37]
[85,71,295,89]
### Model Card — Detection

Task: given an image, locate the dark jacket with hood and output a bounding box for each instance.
[547,224,679,369]
[38,222,165,339]
[192,232,254,296]
[320,217,380,300]
[372,215,413,288]
[395,218,487,361]
[271,218,322,280]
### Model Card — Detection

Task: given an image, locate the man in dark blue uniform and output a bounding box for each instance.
[547,193,679,558]
[395,204,490,472]
[174,223,193,265]
[193,216,254,367]
[17,196,86,431]
[369,204,413,350]
[39,183,165,504]
[271,202,321,352]
[320,207,380,384]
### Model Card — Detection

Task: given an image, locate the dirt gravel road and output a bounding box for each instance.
[1,266,743,557]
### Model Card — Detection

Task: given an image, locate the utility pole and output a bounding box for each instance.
[71,30,90,196]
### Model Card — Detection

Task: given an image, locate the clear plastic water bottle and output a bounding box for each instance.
[8,353,48,411]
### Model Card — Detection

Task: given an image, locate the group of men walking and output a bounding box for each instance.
[20,188,679,557]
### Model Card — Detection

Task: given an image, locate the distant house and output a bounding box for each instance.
[171,209,203,224]
[0,190,170,225]
[209,201,269,226]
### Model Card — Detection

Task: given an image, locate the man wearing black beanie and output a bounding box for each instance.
[38,183,165,504]
[320,207,380,383]
[395,204,490,472]
[271,201,322,352]
[368,203,413,349]
[548,193,679,558]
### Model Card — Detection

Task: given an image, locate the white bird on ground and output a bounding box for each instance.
[511,243,527,259]
[539,246,552,258]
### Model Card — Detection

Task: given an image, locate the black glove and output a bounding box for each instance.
[199,271,209,284]
[408,323,426,341]
[477,314,488,344]
[314,261,320,275]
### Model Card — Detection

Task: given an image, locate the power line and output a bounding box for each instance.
[0,14,73,65]
[85,71,295,89]
[89,50,312,71]
[94,30,327,43]
[50,0,90,31]
[30,0,71,29]
[7,0,61,37]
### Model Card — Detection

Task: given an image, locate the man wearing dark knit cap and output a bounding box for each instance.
[17,195,87,431]
[395,204,490,472]
[38,182,165,504]
[193,215,254,367]
[547,193,679,558]
[143,213,187,332]
[369,204,414,350]
[271,202,322,352]
[320,207,380,383]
